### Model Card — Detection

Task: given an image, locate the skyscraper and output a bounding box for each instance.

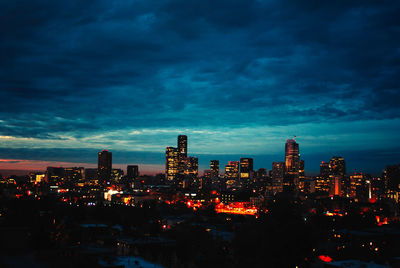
[178,135,188,176]
[240,158,253,179]
[329,156,346,176]
[178,135,187,158]
[98,150,112,182]
[320,161,330,178]
[383,164,400,202]
[328,156,346,197]
[210,160,219,178]
[299,160,305,180]
[350,173,367,200]
[184,156,198,178]
[271,162,285,193]
[127,165,139,179]
[225,161,239,181]
[165,147,179,181]
[285,138,300,175]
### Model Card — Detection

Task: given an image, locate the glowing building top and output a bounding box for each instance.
[285,138,300,175]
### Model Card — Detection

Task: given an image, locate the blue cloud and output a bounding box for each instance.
[0,0,399,174]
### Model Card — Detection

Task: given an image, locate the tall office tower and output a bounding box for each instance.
[165,147,179,181]
[184,157,198,178]
[330,177,342,196]
[225,161,239,180]
[384,164,400,202]
[98,150,112,182]
[320,161,330,177]
[240,158,254,179]
[177,135,188,176]
[210,160,219,178]
[285,138,300,175]
[271,162,285,193]
[329,156,346,176]
[384,164,400,191]
[299,160,305,180]
[316,161,331,193]
[328,156,346,196]
[178,135,187,158]
[349,173,371,201]
[127,165,139,179]
[181,156,198,189]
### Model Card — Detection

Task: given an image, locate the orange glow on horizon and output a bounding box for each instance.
[0,158,163,176]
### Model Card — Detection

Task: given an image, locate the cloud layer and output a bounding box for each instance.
[1,0,399,174]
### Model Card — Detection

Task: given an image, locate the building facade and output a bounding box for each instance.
[98,150,112,183]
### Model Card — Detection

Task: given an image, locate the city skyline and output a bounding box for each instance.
[1,2,400,267]
[1,1,400,175]
[0,135,394,177]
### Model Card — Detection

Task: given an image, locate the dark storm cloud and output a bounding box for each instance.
[0,0,399,173]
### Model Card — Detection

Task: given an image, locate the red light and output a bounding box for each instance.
[318,255,333,262]
[215,202,258,215]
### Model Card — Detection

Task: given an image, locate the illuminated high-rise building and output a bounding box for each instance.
[240,158,253,179]
[316,161,333,193]
[320,161,330,178]
[165,147,179,181]
[178,135,187,158]
[350,173,371,201]
[299,160,305,180]
[127,165,139,179]
[328,156,346,197]
[384,164,400,191]
[329,156,346,176]
[184,157,198,178]
[64,167,85,181]
[98,150,112,182]
[315,176,330,193]
[177,135,188,176]
[225,161,239,180]
[46,166,64,184]
[271,162,285,193]
[384,164,400,202]
[285,138,300,175]
[330,177,342,196]
[210,160,219,178]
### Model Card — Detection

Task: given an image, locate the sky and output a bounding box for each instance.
[0,0,399,175]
